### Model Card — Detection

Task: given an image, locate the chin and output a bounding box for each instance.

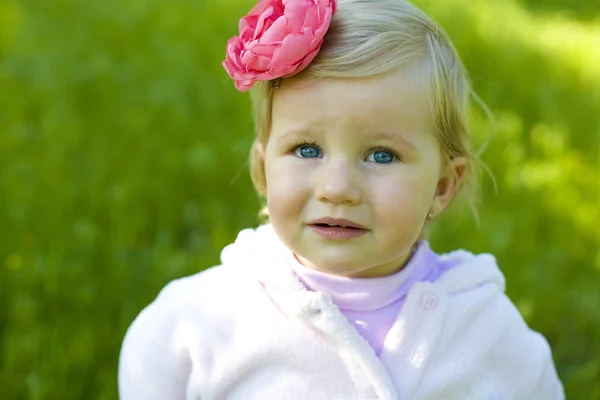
[307,256,366,275]
[317,267,363,277]
[321,265,360,275]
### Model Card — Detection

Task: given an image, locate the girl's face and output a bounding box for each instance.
[260,69,465,277]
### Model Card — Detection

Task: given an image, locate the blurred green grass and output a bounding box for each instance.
[0,0,598,398]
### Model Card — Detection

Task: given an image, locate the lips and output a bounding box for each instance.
[308,217,366,230]
[307,217,368,240]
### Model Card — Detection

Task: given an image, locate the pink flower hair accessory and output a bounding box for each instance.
[223,0,337,92]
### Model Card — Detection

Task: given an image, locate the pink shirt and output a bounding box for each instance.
[286,241,459,355]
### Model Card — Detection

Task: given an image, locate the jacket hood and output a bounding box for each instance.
[220,225,506,295]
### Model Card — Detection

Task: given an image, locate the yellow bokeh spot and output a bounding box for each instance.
[6,253,22,270]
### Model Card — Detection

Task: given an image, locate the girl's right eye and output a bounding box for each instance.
[294,144,321,159]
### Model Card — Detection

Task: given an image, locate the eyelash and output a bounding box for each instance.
[368,146,402,162]
[288,140,318,153]
[289,141,402,162]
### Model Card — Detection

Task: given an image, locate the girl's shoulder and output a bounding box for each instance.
[147,262,254,318]
[119,263,258,363]
[429,246,506,295]
[128,224,286,327]
[118,264,254,399]
[409,249,564,398]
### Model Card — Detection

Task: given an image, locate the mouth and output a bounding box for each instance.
[313,223,361,229]
[308,217,366,230]
[306,218,368,240]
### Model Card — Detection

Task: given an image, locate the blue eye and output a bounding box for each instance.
[294,144,321,159]
[367,150,395,164]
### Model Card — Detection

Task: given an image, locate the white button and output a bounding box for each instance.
[421,292,439,311]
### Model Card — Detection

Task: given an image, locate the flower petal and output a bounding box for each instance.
[284,0,311,32]
[303,4,319,30]
[260,15,288,43]
[235,78,256,91]
[255,6,275,39]
[247,54,271,71]
[290,47,320,75]
[250,43,277,57]
[271,32,312,65]
[246,0,275,19]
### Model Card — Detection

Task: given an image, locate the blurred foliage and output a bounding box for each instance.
[0,0,598,398]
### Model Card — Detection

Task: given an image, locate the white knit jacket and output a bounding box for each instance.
[119,225,564,399]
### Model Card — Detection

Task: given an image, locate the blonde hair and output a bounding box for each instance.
[249,0,483,218]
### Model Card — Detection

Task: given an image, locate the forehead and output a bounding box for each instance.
[270,68,433,141]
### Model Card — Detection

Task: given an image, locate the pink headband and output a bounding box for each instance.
[223,0,337,92]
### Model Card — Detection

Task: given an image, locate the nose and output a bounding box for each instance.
[314,159,362,205]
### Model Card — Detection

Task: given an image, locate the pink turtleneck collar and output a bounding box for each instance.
[285,241,457,355]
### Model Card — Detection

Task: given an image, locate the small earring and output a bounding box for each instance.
[272,77,282,89]
[426,209,434,221]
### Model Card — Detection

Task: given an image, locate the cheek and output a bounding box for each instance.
[370,169,436,219]
[264,159,311,220]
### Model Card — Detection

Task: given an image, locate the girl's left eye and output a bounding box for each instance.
[366,150,396,164]
[293,144,321,158]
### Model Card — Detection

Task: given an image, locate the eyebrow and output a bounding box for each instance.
[370,130,418,152]
[274,128,321,144]
[278,128,320,138]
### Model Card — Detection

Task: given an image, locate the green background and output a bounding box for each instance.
[1,0,598,398]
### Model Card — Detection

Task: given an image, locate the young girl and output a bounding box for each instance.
[119,0,565,398]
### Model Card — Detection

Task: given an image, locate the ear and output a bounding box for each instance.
[250,141,268,196]
[431,156,468,215]
[253,141,265,161]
